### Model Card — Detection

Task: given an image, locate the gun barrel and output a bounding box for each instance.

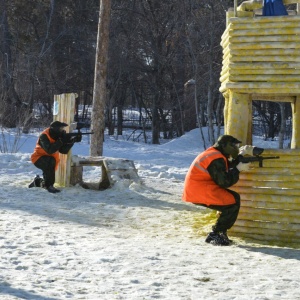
[239,155,280,167]
[240,156,279,162]
[256,156,280,160]
[66,132,94,137]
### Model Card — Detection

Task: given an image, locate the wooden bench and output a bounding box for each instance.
[70,156,140,189]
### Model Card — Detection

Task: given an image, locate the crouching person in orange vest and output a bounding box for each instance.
[182,135,250,246]
[29,121,82,193]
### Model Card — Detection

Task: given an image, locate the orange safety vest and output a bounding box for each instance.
[31,128,60,170]
[182,147,236,206]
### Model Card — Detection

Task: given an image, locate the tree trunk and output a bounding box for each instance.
[207,7,215,145]
[90,0,111,156]
[278,103,286,149]
[116,104,122,136]
[152,104,160,144]
[215,93,224,137]
[107,107,114,136]
[0,0,22,127]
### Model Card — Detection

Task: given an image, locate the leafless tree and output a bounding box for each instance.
[90,0,111,156]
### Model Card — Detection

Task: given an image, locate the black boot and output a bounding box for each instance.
[211,225,233,245]
[219,231,233,243]
[46,185,61,193]
[28,175,43,188]
[205,232,230,246]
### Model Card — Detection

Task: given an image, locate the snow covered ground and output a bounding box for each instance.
[0,128,299,300]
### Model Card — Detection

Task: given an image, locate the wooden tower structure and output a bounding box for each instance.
[220,0,300,245]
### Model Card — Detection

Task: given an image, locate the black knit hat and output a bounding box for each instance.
[50,121,68,128]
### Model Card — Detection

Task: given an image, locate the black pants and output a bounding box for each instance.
[195,189,240,232]
[34,156,56,188]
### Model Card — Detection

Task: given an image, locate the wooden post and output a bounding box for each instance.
[225,91,251,144]
[53,93,76,187]
[223,91,229,134]
[234,0,237,17]
[291,96,300,149]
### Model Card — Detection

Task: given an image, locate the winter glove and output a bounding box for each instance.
[69,134,81,144]
[236,162,250,172]
[239,145,255,156]
[70,133,82,143]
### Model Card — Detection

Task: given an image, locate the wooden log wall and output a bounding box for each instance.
[230,149,300,245]
[220,15,300,95]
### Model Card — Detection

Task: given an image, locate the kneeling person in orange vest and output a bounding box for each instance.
[182,135,250,246]
[29,121,82,193]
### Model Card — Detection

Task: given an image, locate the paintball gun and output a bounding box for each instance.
[62,122,94,143]
[233,146,280,168]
